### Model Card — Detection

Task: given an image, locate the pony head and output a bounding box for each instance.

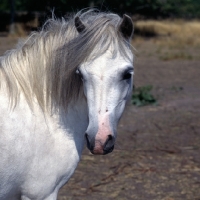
[75,13,134,155]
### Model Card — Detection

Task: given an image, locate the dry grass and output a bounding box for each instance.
[133,20,200,61]
[159,51,193,61]
[134,20,200,47]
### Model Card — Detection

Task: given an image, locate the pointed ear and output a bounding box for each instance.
[75,16,86,33]
[119,14,134,40]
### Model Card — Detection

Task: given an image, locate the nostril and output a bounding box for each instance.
[104,134,114,150]
[108,134,113,141]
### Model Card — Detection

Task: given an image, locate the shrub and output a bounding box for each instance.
[132,85,157,106]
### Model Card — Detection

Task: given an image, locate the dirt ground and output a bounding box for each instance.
[0,36,200,200]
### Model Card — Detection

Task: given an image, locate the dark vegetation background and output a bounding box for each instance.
[1,0,200,17]
[1,0,200,34]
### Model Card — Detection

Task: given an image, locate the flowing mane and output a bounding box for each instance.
[0,10,131,112]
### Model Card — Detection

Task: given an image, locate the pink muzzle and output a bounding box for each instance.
[92,115,115,155]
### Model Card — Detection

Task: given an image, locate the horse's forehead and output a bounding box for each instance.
[83,51,133,75]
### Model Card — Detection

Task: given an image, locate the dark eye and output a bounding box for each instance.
[123,72,132,80]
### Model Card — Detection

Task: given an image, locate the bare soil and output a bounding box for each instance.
[1,37,200,200]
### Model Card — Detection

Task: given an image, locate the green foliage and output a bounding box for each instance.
[132,85,157,106]
[0,0,200,18]
[0,0,91,12]
[0,0,9,11]
[0,0,200,19]
[94,0,200,18]
[156,0,200,18]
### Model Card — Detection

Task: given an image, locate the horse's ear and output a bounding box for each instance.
[75,16,86,33]
[119,14,134,40]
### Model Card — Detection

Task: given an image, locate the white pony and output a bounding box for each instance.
[0,10,134,200]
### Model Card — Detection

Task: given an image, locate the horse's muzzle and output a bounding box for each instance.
[85,134,115,155]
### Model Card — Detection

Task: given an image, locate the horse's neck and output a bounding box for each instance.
[51,97,89,154]
[0,86,89,155]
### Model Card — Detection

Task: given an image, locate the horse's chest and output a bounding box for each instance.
[20,133,80,198]
[0,135,80,199]
[0,100,82,198]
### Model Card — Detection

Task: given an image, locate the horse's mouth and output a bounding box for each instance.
[89,144,114,155]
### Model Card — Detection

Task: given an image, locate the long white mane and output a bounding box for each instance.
[0,10,131,112]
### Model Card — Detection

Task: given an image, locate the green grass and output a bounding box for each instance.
[132,85,157,106]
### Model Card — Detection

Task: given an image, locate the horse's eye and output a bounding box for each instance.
[123,72,132,80]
